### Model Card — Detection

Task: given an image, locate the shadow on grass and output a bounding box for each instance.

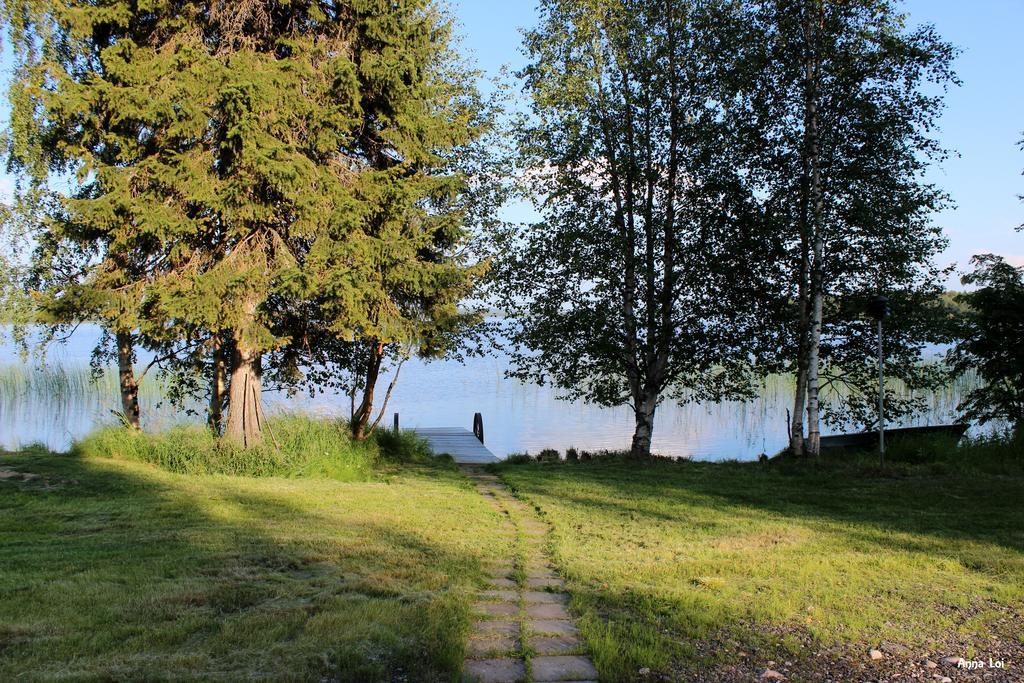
[498,459,1024,682]
[509,459,1024,554]
[0,452,484,682]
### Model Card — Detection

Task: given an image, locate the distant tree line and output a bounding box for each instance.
[1,0,1019,456]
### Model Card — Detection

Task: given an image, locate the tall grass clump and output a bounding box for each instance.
[926,430,1023,475]
[71,415,435,480]
[373,426,436,462]
[822,429,1024,476]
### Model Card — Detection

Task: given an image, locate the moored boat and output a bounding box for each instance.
[820,423,970,450]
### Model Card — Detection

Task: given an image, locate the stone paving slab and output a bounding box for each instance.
[526,603,573,620]
[477,602,519,618]
[530,655,599,681]
[526,569,558,579]
[480,589,519,601]
[523,591,568,604]
[467,637,519,658]
[527,635,583,655]
[462,657,527,683]
[526,577,566,590]
[473,620,520,637]
[487,577,518,589]
[527,620,579,636]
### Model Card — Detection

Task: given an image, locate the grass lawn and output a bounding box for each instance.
[496,457,1024,682]
[0,449,510,681]
[4,433,1023,682]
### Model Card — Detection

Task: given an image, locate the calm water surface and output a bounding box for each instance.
[0,325,975,459]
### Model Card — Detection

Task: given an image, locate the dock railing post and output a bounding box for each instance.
[472,413,484,444]
[393,412,399,433]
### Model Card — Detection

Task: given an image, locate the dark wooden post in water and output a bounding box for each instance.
[473,413,484,444]
[393,413,400,433]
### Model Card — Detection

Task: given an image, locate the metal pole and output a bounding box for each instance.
[878,317,885,465]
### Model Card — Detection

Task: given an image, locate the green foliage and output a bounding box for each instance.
[1,0,490,444]
[373,426,438,464]
[536,448,559,462]
[782,431,1024,476]
[0,190,50,333]
[883,431,1024,475]
[950,254,1024,431]
[70,415,435,480]
[492,0,775,456]
[737,0,960,432]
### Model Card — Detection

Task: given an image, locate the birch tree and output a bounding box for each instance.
[493,0,775,457]
[742,0,957,454]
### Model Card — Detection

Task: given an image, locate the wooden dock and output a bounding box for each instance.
[411,427,499,464]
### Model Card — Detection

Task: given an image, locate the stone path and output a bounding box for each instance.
[461,466,599,683]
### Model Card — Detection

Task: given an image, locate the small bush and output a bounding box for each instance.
[505,452,535,465]
[565,447,579,462]
[882,434,963,465]
[537,448,560,463]
[941,430,1023,475]
[70,415,432,481]
[373,427,434,462]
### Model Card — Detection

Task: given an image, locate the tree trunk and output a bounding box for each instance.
[805,287,823,456]
[630,392,658,458]
[802,0,825,459]
[790,45,814,457]
[224,340,265,448]
[790,341,809,454]
[208,335,228,434]
[790,197,811,456]
[351,341,384,441]
[115,331,141,430]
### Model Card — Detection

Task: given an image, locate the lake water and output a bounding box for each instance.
[0,324,979,460]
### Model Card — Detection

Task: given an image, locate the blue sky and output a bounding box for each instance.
[449,0,1024,279]
[2,1,1021,281]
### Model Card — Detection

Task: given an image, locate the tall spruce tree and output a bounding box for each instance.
[2,0,189,428]
[294,2,490,441]
[3,0,488,446]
